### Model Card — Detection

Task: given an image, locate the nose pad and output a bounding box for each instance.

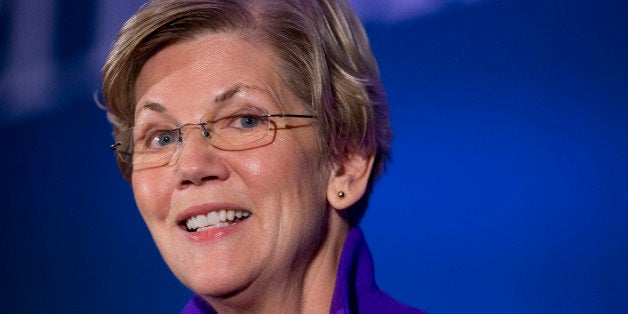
[200,124,210,139]
[168,124,212,165]
[172,123,230,186]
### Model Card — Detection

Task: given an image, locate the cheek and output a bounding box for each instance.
[242,155,263,176]
[132,171,172,220]
[263,140,328,209]
[237,139,319,205]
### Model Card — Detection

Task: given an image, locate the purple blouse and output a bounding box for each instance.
[181,227,426,313]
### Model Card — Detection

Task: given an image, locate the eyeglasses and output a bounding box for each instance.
[110,105,315,169]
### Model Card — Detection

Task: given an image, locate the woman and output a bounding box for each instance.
[102,0,424,313]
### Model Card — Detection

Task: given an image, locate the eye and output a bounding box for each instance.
[209,106,269,132]
[151,131,178,147]
[136,126,178,150]
[237,115,261,129]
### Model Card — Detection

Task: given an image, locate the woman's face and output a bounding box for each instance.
[132,33,331,297]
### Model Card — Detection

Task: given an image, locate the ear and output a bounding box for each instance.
[327,153,375,210]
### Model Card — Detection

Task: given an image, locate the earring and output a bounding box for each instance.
[338,191,346,199]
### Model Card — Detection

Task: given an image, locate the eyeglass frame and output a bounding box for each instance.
[109,112,316,168]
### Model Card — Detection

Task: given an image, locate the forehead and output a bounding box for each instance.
[133,33,299,119]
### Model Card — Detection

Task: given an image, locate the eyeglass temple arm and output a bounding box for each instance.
[265,113,315,119]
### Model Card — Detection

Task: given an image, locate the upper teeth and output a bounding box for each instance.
[185,210,251,231]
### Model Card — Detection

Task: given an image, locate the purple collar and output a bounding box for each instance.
[330,227,425,313]
[182,227,425,313]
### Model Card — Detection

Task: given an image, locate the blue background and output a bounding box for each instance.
[1,0,626,313]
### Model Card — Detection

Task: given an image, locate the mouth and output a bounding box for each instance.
[180,209,252,232]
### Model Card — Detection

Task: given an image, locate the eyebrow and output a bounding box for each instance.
[215,83,268,104]
[136,83,269,114]
[137,102,167,113]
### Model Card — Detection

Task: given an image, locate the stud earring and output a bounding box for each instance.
[338,191,346,199]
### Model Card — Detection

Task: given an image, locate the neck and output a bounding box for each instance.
[206,213,350,314]
[302,214,350,313]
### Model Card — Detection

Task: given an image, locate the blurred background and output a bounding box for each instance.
[1,0,626,313]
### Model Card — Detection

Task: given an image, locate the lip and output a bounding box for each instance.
[186,221,246,242]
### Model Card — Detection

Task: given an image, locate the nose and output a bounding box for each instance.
[174,125,229,188]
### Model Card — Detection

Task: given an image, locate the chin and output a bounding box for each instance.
[158,240,259,299]
[182,268,252,299]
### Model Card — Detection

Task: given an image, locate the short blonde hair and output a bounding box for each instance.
[102,0,391,224]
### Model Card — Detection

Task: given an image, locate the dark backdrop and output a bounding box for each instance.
[1,0,626,313]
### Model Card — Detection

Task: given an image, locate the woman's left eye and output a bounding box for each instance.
[236,115,261,129]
